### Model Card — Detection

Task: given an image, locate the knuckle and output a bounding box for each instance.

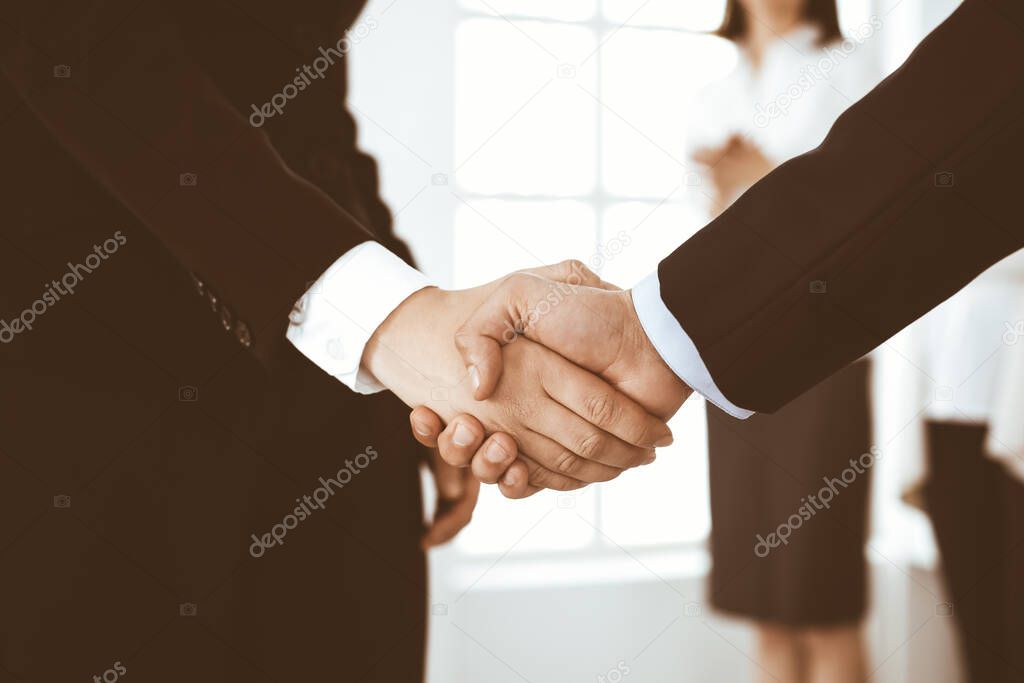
[583,393,620,428]
[627,447,655,468]
[575,431,606,460]
[553,449,581,475]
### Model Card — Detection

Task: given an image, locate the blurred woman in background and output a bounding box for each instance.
[687,1,884,681]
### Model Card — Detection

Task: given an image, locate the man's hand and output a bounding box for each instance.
[364,277,673,491]
[453,261,691,420]
[410,408,537,499]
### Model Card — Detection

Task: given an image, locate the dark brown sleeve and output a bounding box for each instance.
[0,1,377,366]
[657,0,1024,412]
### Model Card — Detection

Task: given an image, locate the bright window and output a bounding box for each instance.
[452,1,733,556]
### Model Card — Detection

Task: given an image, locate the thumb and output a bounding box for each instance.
[455,260,619,400]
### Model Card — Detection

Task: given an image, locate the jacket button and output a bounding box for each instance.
[234,321,253,349]
[205,289,219,312]
[190,273,206,297]
[219,305,234,332]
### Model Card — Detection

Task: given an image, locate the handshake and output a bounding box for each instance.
[364,260,693,500]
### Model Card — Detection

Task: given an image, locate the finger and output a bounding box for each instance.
[423,476,480,548]
[409,406,444,448]
[529,398,654,473]
[542,363,672,450]
[456,272,583,400]
[497,459,542,499]
[469,432,519,484]
[433,455,466,500]
[436,414,486,467]
[516,430,607,490]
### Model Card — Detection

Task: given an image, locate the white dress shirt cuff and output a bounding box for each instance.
[632,270,754,419]
[286,241,433,394]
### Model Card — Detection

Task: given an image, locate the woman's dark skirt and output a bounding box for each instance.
[706,360,873,627]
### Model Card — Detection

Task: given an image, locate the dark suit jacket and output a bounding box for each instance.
[1,1,427,681]
[659,0,1024,413]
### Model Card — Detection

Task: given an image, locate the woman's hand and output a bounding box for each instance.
[364,282,672,492]
[693,135,775,214]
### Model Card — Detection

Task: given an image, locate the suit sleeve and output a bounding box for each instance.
[656,0,1024,413]
[0,1,374,367]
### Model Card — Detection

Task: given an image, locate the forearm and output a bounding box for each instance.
[1,3,369,364]
[657,0,1024,411]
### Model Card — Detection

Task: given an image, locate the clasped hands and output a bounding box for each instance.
[363,261,692,501]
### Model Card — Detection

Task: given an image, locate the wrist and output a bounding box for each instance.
[620,288,692,417]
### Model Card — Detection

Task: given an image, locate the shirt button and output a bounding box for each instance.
[234,321,253,348]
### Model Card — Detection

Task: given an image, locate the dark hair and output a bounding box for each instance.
[715,0,842,46]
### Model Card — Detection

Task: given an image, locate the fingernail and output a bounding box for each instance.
[485,440,508,464]
[413,422,431,436]
[469,365,480,391]
[453,423,474,447]
[502,469,519,486]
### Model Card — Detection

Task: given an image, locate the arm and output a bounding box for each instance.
[0,2,367,365]
[656,0,1024,411]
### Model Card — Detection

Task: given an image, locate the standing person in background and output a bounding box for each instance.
[688,1,884,681]
[911,249,1024,682]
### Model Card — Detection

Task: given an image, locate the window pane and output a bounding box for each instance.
[459,0,596,22]
[455,19,597,196]
[453,199,596,288]
[602,0,725,30]
[598,399,710,545]
[597,201,707,287]
[600,29,738,198]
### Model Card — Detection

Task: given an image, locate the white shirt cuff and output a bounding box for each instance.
[632,270,754,419]
[286,241,433,394]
